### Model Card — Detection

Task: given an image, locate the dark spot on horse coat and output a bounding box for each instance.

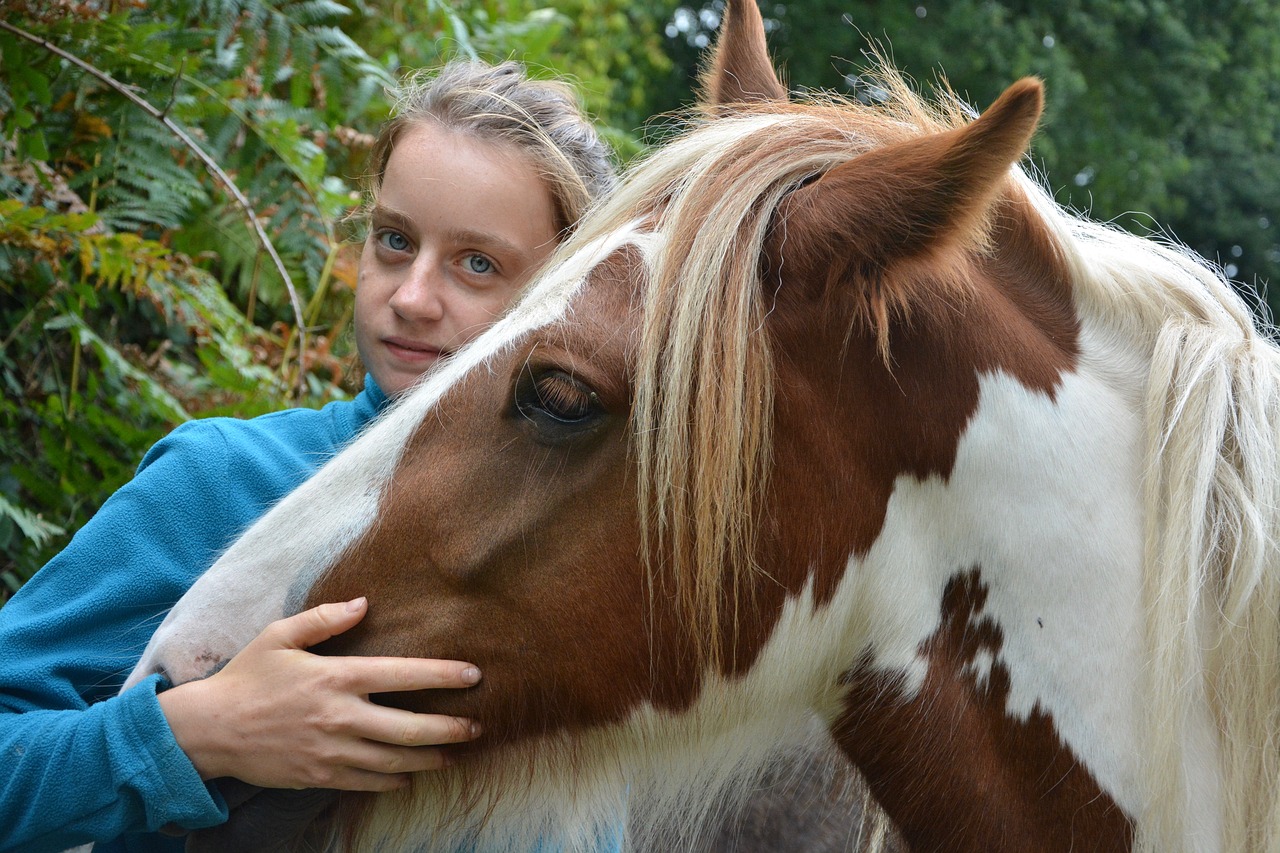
[832,567,1133,852]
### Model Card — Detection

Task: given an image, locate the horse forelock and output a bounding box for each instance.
[579,70,1035,672]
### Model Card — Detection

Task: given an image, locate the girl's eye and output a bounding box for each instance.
[378,231,410,252]
[464,254,494,274]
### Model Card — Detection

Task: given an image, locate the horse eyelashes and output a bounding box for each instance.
[514,368,601,430]
[532,372,596,422]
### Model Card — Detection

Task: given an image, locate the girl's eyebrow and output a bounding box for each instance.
[368,204,414,232]
[445,228,533,263]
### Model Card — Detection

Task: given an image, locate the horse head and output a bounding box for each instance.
[130,2,1280,850]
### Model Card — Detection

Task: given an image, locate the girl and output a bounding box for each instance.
[0,60,616,853]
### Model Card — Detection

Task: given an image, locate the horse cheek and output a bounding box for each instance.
[305,386,658,741]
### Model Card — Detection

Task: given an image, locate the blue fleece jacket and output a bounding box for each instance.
[0,381,388,853]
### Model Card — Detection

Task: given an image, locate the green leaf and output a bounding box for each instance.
[0,494,66,547]
[293,0,352,25]
[45,313,191,423]
[14,64,53,108]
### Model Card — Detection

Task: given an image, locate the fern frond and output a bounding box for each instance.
[290,0,351,26]
[70,117,209,231]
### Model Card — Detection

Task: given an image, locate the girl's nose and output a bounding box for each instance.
[388,261,446,322]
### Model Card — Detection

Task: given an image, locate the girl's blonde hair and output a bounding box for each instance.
[366,60,617,233]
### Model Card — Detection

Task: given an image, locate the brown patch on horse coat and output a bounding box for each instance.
[305,248,676,739]
[833,569,1133,852]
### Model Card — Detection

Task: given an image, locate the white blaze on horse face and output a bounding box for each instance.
[123,225,647,692]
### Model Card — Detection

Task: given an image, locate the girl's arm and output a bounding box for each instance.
[0,424,244,851]
[0,416,483,852]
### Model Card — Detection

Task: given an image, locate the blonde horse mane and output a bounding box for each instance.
[567,62,1280,849]
[1034,188,1280,849]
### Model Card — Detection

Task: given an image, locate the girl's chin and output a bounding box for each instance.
[375,360,443,397]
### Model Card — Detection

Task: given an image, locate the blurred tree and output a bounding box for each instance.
[657,0,1280,313]
[339,0,678,154]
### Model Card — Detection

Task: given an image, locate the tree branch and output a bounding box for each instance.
[0,19,309,397]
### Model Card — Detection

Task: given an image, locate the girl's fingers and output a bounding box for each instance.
[354,704,481,748]
[262,598,369,651]
[320,766,415,793]
[180,603,483,791]
[343,656,482,694]
[330,742,455,788]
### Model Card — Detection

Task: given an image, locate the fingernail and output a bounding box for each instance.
[345,597,367,613]
[469,721,483,739]
[461,666,481,684]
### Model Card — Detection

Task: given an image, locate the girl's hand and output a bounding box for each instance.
[157,597,481,791]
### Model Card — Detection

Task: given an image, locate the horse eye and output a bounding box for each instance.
[515,369,603,433]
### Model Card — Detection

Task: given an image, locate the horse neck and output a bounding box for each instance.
[755,201,1205,850]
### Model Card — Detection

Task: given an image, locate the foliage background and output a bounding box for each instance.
[3,0,1277,599]
[0,0,676,597]
[659,0,1280,304]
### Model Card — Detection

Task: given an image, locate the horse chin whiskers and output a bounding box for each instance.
[328,728,633,852]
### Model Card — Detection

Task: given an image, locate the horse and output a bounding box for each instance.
[125,1,1280,849]
[704,732,905,852]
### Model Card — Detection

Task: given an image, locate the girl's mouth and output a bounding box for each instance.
[384,338,445,364]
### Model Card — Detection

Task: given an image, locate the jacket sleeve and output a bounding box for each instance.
[0,422,251,852]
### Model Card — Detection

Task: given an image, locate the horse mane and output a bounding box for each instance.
[566,75,997,671]
[568,62,1280,849]
[1029,181,1280,849]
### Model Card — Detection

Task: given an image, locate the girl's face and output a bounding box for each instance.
[355,121,560,397]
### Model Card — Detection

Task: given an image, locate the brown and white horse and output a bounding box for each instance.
[126,2,1280,849]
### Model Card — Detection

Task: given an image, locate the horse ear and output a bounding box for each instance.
[783,78,1044,273]
[700,0,788,107]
